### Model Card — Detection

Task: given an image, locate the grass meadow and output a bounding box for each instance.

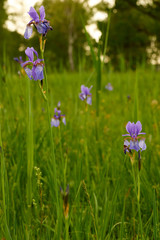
[0,63,160,239]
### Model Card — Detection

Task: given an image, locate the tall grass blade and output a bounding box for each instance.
[26,76,34,206]
[0,120,12,239]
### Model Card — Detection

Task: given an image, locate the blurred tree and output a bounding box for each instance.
[97,0,160,69]
[0,0,24,68]
[36,0,92,71]
[0,0,8,58]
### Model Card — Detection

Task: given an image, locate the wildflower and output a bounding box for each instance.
[21,47,44,81]
[51,102,66,127]
[79,85,93,105]
[122,121,146,153]
[24,6,53,39]
[105,83,113,91]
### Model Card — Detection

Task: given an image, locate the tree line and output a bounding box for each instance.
[1,0,160,71]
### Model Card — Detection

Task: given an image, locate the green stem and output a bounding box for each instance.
[131,164,143,239]
[58,127,66,187]
[39,36,59,226]
[65,218,69,240]
[38,81,47,101]
[26,76,33,206]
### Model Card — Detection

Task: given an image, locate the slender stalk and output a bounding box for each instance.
[65,218,69,240]
[26,75,34,206]
[131,164,143,239]
[58,126,67,188]
[84,104,90,184]
[39,36,60,234]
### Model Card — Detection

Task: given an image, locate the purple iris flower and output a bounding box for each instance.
[79,85,93,105]
[105,83,113,91]
[51,102,66,127]
[14,56,23,64]
[24,6,53,39]
[21,47,44,81]
[122,121,146,139]
[123,121,146,153]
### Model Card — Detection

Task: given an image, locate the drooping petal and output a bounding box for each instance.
[79,93,86,101]
[87,96,92,105]
[28,7,39,22]
[24,67,32,80]
[62,117,66,125]
[139,140,146,151]
[130,140,140,152]
[32,65,44,81]
[51,118,60,127]
[24,25,33,39]
[39,6,45,21]
[124,140,130,146]
[135,121,142,135]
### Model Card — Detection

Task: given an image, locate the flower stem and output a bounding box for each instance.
[131,164,143,239]
[39,36,59,218]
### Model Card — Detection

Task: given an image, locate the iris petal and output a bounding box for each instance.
[136,121,142,135]
[126,121,132,135]
[32,65,44,81]
[28,7,39,22]
[87,96,92,105]
[39,6,45,21]
[24,68,32,80]
[51,118,60,127]
[24,25,33,39]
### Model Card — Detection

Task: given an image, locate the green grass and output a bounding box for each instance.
[0,66,160,239]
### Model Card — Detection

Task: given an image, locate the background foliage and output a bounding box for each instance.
[1,0,160,70]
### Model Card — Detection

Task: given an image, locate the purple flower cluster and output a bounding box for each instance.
[21,47,44,81]
[123,121,146,153]
[79,85,93,105]
[24,6,53,39]
[51,102,66,127]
